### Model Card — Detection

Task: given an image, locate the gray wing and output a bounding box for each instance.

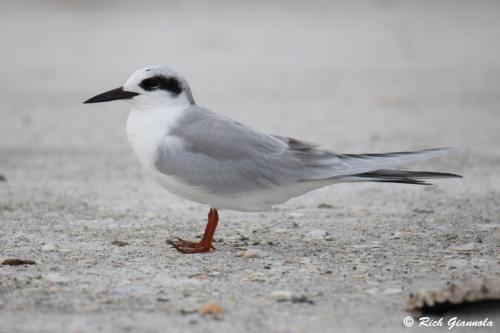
[156,106,452,195]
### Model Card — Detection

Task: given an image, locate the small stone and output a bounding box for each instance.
[388,231,412,239]
[317,203,333,209]
[291,295,314,304]
[270,290,293,301]
[111,240,129,247]
[1,259,36,266]
[199,302,224,315]
[111,286,137,296]
[444,233,459,241]
[352,242,380,249]
[180,308,198,315]
[381,287,403,295]
[156,297,169,302]
[270,291,314,304]
[413,208,434,214]
[241,271,266,282]
[236,249,266,258]
[0,174,6,182]
[303,229,327,240]
[449,242,474,252]
[41,243,58,252]
[351,274,365,281]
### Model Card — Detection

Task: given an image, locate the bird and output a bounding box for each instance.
[84,65,461,254]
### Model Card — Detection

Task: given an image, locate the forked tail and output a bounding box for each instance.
[326,147,462,185]
[351,169,461,185]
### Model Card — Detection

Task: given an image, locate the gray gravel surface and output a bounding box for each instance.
[1,1,499,332]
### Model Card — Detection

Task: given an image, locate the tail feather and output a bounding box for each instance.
[352,169,462,185]
[299,147,461,184]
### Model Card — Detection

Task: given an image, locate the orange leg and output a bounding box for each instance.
[170,208,219,254]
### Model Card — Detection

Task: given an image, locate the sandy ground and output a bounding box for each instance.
[1,1,500,332]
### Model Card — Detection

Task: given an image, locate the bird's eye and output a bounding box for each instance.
[139,75,183,96]
[141,77,162,90]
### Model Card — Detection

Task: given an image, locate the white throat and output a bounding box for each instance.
[126,103,189,170]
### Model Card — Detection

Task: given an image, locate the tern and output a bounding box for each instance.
[84,65,461,254]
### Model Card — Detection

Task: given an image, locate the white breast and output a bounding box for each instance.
[126,105,214,205]
[126,106,186,169]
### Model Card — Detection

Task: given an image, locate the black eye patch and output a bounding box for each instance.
[139,76,183,96]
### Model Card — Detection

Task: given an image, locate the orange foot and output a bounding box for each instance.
[169,237,216,253]
[169,208,219,254]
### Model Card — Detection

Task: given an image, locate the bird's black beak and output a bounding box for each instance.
[83,87,139,104]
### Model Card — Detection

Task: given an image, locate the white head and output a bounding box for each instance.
[84,65,195,108]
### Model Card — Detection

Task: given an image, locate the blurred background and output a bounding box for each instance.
[1,0,499,152]
[1,1,500,332]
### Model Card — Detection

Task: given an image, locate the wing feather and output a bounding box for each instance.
[156,106,454,195]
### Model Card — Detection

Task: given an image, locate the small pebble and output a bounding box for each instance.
[241,271,266,282]
[41,243,58,252]
[352,242,380,249]
[156,297,169,302]
[270,291,314,304]
[412,208,434,214]
[199,302,224,315]
[270,290,293,301]
[449,242,474,252]
[236,249,266,258]
[303,229,327,240]
[317,203,333,209]
[111,240,129,247]
[388,231,412,239]
[180,308,198,315]
[381,287,403,295]
[1,259,36,266]
[0,174,6,182]
[291,295,314,304]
